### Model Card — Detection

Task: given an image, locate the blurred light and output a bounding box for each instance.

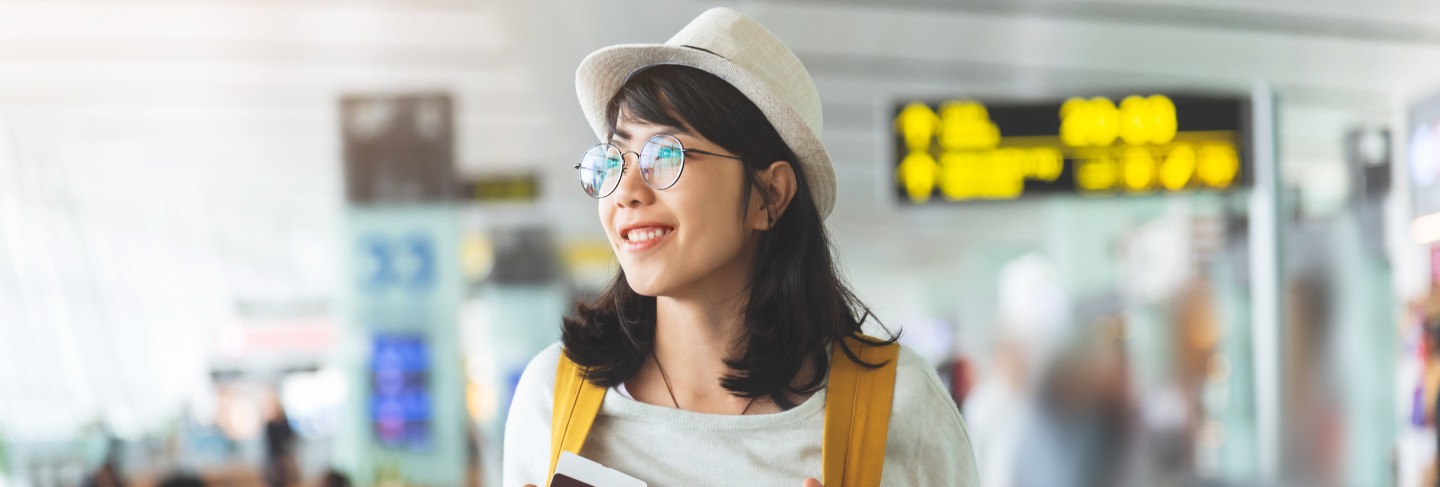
[460,235,495,281]
[1123,146,1155,192]
[1196,143,1240,189]
[897,151,940,204]
[1410,121,1438,187]
[1161,144,1197,190]
[939,101,999,150]
[216,389,261,441]
[1413,212,1440,244]
[465,379,498,424]
[280,367,347,438]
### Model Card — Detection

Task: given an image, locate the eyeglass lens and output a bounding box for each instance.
[576,135,686,198]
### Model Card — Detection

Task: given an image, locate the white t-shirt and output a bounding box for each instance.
[502,342,980,487]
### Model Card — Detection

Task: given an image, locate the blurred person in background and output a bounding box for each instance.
[1089,317,1138,485]
[1399,274,1440,486]
[1133,279,1221,483]
[156,473,206,487]
[502,7,978,486]
[1419,287,1440,486]
[1421,318,1440,487]
[84,425,127,487]
[1281,265,1343,485]
[83,460,124,487]
[319,468,351,487]
[1012,313,1137,487]
[964,253,1070,487]
[263,392,298,487]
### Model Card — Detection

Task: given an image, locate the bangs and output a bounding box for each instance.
[604,71,691,142]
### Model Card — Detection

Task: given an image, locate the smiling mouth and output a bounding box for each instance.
[623,226,673,242]
[619,225,675,252]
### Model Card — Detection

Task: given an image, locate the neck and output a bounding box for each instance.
[650,291,750,410]
[634,237,775,414]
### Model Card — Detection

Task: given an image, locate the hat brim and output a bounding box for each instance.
[575,44,837,220]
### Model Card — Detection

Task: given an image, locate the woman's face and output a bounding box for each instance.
[599,111,761,298]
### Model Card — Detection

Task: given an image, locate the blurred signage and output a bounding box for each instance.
[1410,94,1440,220]
[344,205,464,484]
[1410,93,1440,244]
[359,233,436,294]
[342,93,455,204]
[490,227,559,284]
[892,94,1249,204]
[371,334,431,449]
[462,174,541,203]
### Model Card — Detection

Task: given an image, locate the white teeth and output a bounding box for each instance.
[626,228,670,242]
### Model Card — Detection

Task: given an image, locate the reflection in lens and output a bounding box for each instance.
[578,145,623,197]
[643,135,685,190]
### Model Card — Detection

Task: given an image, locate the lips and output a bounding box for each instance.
[618,222,676,253]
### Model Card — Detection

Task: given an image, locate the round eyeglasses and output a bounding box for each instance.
[574,134,743,198]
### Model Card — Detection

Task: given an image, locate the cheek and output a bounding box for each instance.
[598,199,615,235]
[670,191,748,255]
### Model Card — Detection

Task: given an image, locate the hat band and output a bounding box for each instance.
[620,46,730,84]
[681,45,728,60]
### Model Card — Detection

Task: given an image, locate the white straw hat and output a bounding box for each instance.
[575,7,836,220]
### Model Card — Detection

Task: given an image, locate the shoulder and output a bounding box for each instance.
[502,342,565,487]
[882,344,980,486]
[509,341,565,426]
[888,344,964,433]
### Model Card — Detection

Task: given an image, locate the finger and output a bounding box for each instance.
[802,478,823,487]
[523,484,537,487]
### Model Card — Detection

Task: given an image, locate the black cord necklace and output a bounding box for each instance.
[653,351,755,415]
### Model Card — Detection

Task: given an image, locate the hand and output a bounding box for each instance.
[523,484,537,487]
[803,478,823,487]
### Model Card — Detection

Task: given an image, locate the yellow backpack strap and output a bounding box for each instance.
[546,351,607,487]
[822,336,902,487]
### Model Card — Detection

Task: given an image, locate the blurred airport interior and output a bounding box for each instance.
[2,0,1440,486]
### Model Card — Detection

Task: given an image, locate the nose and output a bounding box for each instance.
[609,151,654,209]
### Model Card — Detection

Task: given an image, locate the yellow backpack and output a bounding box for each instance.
[546,336,901,487]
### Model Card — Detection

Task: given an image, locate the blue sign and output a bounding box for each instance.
[359,234,436,293]
[370,334,431,449]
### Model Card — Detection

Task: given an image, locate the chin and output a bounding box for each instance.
[622,270,667,297]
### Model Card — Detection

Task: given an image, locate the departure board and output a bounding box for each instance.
[892,94,1250,204]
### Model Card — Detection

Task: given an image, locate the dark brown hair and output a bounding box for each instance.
[560,64,895,409]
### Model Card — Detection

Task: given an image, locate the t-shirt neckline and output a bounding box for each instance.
[603,383,827,429]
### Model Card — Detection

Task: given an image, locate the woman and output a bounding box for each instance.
[503,8,977,486]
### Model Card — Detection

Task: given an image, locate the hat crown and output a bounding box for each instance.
[666,8,823,137]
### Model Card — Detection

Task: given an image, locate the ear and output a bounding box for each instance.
[750,161,797,231]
